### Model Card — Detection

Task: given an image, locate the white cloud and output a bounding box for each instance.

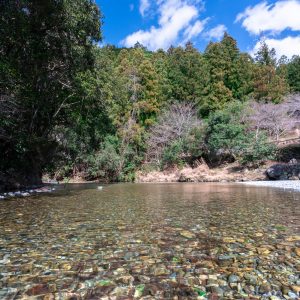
[183,19,208,42]
[252,36,300,59]
[122,0,206,50]
[205,24,227,40]
[139,0,150,17]
[236,0,300,35]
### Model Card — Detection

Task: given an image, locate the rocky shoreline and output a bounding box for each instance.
[0,186,56,200]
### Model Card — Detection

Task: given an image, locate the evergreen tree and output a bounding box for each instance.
[0,0,102,187]
[166,43,209,106]
[255,40,277,66]
[202,37,235,114]
[138,58,160,126]
[252,42,288,102]
[221,34,254,100]
[287,55,300,92]
[151,49,172,105]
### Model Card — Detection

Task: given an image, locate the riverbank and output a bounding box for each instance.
[136,161,276,183]
[2,161,299,197]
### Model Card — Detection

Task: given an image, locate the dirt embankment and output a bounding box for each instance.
[136,161,276,183]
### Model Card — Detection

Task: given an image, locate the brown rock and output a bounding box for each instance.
[291,285,300,293]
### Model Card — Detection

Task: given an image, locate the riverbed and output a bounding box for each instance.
[0,183,299,299]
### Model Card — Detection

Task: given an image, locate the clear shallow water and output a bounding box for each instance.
[0,183,299,299]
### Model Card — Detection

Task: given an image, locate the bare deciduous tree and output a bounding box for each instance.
[146,103,202,164]
[284,94,300,120]
[245,99,299,141]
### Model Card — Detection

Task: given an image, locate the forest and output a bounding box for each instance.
[1,1,300,189]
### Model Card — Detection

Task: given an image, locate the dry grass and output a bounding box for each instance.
[136,161,276,183]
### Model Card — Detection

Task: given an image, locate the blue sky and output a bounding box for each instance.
[96,0,300,58]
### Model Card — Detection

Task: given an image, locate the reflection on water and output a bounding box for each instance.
[0,183,299,299]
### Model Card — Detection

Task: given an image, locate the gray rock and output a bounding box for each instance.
[218,255,234,266]
[259,283,271,294]
[266,163,300,180]
[289,158,298,164]
[210,286,224,296]
[244,274,258,285]
[288,291,298,299]
[228,274,240,283]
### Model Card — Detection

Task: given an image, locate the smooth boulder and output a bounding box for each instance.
[266,164,300,180]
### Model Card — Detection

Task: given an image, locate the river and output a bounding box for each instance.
[0,183,299,299]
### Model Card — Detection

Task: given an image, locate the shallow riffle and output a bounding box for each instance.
[0,183,299,299]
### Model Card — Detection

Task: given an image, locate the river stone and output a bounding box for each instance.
[286,235,300,242]
[210,286,224,296]
[153,266,168,276]
[113,267,126,275]
[25,284,49,296]
[199,274,208,280]
[288,291,298,299]
[208,274,218,280]
[244,274,258,285]
[116,275,134,284]
[291,285,300,293]
[180,230,195,239]
[266,163,300,180]
[257,247,271,255]
[201,260,215,268]
[206,279,218,287]
[228,274,240,283]
[48,284,57,293]
[124,252,136,260]
[111,286,128,297]
[243,285,255,294]
[218,255,234,266]
[259,283,271,294]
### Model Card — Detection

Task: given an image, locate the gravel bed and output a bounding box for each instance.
[241,180,300,191]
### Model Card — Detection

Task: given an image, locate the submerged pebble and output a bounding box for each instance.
[0,183,299,299]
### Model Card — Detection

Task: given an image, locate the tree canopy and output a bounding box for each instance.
[0,0,102,187]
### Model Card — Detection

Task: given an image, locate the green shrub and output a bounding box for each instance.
[161,140,185,169]
[206,102,248,155]
[205,101,277,164]
[183,126,206,159]
[240,133,277,164]
[86,135,142,182]
[87,135,122,181]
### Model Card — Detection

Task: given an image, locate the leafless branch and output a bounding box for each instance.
[245,98,299,141]
[146,103,202,164]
